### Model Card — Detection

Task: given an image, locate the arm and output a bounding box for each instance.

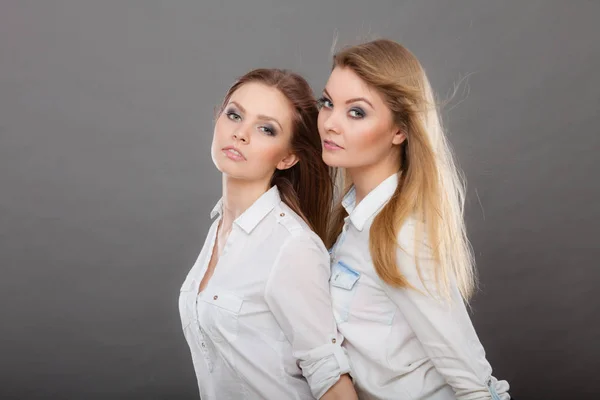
[264,235,357,400]
[320,374,356,400]
[382,219,510,400]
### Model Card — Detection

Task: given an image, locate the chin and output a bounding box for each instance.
[321,152,346,168]
[214,160,241,176]
[215,160,264,183]
[210,154,231,173]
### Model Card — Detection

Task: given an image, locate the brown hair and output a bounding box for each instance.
[326,40,476,301]
[220,69,333,241]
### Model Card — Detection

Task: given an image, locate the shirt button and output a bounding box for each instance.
[201,342,206,348]
[331,338,337,344]
[213,295,218,300]
[280,212,285,217]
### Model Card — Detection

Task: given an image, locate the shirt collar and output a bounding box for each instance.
[210,185,281,234]
[342,172,399,231]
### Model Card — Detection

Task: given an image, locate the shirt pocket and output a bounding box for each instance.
[330,261,360,324]
[198,289,244,343]
[352,286,396,325]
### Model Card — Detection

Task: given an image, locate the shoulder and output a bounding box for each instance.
[265,204,331,293]
[394,215,437,287]
[396,215,432,256]
[388,215,459,302]
[272,202,329,258]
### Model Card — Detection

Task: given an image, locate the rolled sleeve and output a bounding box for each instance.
[298,342,352,398]
[383,219,510,400]
[265,235,351,399]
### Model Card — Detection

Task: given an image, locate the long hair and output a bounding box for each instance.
[326,40,476,301]
[220,69,333,241]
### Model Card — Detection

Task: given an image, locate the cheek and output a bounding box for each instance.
[212,118,228,143]
[211,124,225,162]
[256,144,280,164]
[346,121,385,151]
[331,121,392,168]
[317,112,327,137]
[248,138,289,171]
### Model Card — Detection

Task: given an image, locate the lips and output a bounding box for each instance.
[323,139,344,151]
[222,145,246,161]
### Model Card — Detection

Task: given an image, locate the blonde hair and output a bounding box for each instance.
[327,39,476,301]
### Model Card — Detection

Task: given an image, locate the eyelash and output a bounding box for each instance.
[317,97,366,120]
[226,110,241,121]
[317,97,333,109]
[259,125,276,136]
[225,109,276,136]
[349,108,365,119]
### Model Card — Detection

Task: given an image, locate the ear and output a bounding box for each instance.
[392,126,407,146]
[276,152,299,171]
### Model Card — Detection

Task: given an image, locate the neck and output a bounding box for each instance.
[220,175,270,229]
[348,162,399,205]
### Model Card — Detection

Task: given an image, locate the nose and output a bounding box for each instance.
[233,124,250,143]
[321,111,341,135]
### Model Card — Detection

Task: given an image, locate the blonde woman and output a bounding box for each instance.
[317,40,511,399]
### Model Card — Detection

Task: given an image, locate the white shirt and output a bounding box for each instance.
[329,173,511,400]
[179,186,351,400]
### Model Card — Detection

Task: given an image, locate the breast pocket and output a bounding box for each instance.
[198,289,244,343]
[330,261,360,324]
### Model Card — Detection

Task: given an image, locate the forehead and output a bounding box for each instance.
[325,67,386,106]
[229,82,292,122]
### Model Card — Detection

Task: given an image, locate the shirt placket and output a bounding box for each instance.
[194,225,239,374]
[195,297,214,372]
[329,216,351,264]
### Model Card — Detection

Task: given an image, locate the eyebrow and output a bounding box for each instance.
[323,89,374,109]
[229,101,283,131]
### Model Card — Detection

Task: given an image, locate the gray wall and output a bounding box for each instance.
[1,1,598,399]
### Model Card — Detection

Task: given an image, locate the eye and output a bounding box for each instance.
[317,96,333,110]
[258,125,276,136]
[348,107,365,119]
[226,110,241,121]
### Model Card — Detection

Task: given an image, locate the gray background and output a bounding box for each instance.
[0,1,598,399]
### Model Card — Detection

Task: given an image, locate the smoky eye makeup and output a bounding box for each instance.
[317,93,367,119]
[259,124,277,136]
[348,107,366,119]
[224,106,241,121]
[317,96,333,109]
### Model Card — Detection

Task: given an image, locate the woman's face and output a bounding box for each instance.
[317,67,405,172]
[211,82,298,184]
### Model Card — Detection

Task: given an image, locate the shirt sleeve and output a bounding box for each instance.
[264,234,351,399]
[382,219,511,400]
